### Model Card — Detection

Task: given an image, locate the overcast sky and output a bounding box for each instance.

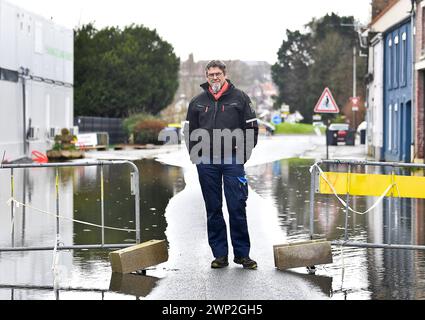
[7,0,371,64]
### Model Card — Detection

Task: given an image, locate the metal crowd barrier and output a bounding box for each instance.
[0,284,109,301]
[310,159,425,251]
[0,160,140,252]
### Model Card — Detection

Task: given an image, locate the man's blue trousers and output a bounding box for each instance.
[196,162,251,258]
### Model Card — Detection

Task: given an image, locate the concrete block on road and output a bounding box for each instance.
[274,240,333,270]
[109,240,168,274]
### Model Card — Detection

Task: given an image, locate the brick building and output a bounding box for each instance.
[414,0,425,162]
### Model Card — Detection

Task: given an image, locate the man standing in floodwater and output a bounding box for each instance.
[185,60,259,269]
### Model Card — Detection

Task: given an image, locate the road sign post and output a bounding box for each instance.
[350,96,360,129]
[314,88,340,160]
[272,115,282,125]
[326,120,329,160]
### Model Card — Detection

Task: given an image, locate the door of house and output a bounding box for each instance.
[401,101,412,163]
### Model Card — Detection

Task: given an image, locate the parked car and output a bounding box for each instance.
[327,123,355,146]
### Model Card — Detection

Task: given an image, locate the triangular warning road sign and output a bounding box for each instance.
[314,88,340,114]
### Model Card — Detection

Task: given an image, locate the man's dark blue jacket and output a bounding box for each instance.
[185,80,259,163]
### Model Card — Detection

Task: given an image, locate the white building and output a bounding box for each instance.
[367,33,385,160]
[0,0,74,162]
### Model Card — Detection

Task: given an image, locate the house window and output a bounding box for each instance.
[394,35,399,88]
[393,103,398,152]
[401,32,407,87]
[388,38,393,90]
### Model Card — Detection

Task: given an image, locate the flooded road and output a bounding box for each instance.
[0,160,185,300]
[246,159,425,300]
[1,157,425,299]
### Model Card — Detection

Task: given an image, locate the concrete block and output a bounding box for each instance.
[109,240,168,274]
[274,240,333,270]
[109,273,160,297]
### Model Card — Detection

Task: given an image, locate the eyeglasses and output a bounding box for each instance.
[207,72,223,79]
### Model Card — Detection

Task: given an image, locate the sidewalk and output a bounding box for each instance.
[83,143,182,161]
[83,133,368,163]
[300,135,369,161]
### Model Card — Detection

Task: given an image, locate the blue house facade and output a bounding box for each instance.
[383,19,413,162]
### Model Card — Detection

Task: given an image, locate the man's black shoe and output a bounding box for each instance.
[233,257,257,269]
[211,256,229,269]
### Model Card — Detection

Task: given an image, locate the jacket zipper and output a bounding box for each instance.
[213,101,218,126]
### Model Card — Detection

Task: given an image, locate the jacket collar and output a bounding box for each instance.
[200,79,235,100]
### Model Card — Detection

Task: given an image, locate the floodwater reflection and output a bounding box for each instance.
[0,159,184,300]
[109,273,160,298]
[246,159,425,300]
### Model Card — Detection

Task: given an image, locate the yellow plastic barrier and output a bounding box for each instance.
[319,172,425,199]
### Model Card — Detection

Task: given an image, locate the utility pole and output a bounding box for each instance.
[341,21,367,130]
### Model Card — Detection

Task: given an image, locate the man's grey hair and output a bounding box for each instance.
[205,60,227,75]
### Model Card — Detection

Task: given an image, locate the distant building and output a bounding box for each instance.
[0,0,74,162]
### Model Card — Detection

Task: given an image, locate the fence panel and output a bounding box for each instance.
[75,116,128,145]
